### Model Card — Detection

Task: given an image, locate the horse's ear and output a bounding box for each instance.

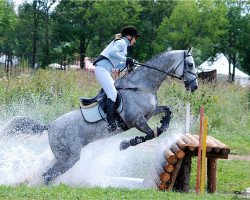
[187,46,193,54]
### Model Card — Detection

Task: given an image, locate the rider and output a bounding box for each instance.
[93,26,141,132]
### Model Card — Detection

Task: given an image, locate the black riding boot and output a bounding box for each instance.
[106,98,117,132]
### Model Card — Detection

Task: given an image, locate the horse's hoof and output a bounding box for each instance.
[43,174,52,185]
[120,140,130,151]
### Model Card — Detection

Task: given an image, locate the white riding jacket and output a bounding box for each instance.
[96,37,130,72]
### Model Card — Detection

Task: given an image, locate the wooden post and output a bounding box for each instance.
[207,158,217,193]
[196,106,204,194]
[200,116,208,194]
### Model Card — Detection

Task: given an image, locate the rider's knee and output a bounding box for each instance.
[107,91,117,102]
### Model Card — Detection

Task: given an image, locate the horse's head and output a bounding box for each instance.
[173,47,198,92]
[183,47,198,92]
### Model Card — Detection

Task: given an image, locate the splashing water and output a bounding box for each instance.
[0,99,189,188]
[0,123,185,189]
[0,132,53,185]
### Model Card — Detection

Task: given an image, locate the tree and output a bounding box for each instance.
[0,0,17,73]
[239,13,250,74]
[154,0,228,65]
[88,0,142,57]
[16,0,51,68]
[39,0,56,68]
[219,0,250,81]
[52,0,142,68]
[136,0,177,61]
[15,3,34,65]
[51,0,96,69]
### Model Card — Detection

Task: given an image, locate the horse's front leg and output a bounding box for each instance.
[120,116,156,150]
[150,106,172,136]
[120,106,172,150]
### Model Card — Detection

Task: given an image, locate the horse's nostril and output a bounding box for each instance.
[194,86,198,90]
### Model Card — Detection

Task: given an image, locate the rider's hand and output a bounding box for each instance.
[126,57,134,66]
[126,57,134,72]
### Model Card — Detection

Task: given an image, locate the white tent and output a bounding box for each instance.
[197,53,250,86]
[0,55,19,66]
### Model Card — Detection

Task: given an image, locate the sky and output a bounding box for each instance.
[10,0,59,13]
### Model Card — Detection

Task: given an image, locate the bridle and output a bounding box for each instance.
[134,51,197,88]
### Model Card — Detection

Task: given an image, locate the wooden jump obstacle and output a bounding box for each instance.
[155,133,230,193]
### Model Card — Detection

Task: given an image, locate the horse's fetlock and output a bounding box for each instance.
[157,126,163,136]
[145,133,154,140]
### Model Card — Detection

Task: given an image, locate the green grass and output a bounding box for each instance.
[189,158,250,193]
[0,184,242,200]
[0,69,249,199]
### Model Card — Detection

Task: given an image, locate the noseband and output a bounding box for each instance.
[178,52,198,88]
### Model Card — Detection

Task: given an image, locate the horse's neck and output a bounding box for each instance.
[116,52,175,91]
[135,66,167,90]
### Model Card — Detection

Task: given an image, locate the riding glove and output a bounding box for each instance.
[126,57,134,72]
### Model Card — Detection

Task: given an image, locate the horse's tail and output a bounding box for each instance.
[1,116,48,136]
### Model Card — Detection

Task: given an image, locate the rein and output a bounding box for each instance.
[134,62,182,80]
[119,52,197,92]
[134,53,193,80]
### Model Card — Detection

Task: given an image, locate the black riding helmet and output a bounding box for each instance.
[121,26,141,37]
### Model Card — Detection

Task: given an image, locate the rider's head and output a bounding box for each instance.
[121,26,141,46]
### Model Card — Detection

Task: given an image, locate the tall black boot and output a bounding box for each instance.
[106,98,117,132]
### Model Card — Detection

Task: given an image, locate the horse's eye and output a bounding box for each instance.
[188,63,193,67]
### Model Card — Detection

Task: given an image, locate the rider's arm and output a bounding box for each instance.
[115,62,126,70]
[109,40,127,62]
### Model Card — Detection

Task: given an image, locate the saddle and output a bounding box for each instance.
[79,89,128,130]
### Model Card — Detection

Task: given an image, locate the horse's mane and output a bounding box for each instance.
[145,51,168,64]
[144,50,178,65]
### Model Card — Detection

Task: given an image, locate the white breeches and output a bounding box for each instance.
[95,66,117,102]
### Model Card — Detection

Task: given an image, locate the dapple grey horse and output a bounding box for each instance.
[2,48,198,184]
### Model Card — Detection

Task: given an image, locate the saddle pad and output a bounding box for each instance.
[81,101,123,123]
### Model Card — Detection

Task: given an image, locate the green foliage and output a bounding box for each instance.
[0,69,100,123]
[190,158,250,193]
[87,0,142,57]
[0,0,17,54]
[1,0,249,74]
[156,0,200,49]
[133,0,177,61]
[0,184,241,199]
[226,1,250,77]
[154,0,228,63]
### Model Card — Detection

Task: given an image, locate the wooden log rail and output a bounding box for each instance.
[156,134,230,193]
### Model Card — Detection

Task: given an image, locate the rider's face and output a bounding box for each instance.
[127,35,137,46]
[130,37,137,46]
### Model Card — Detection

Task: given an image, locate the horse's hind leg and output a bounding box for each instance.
[43,145,81,184]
